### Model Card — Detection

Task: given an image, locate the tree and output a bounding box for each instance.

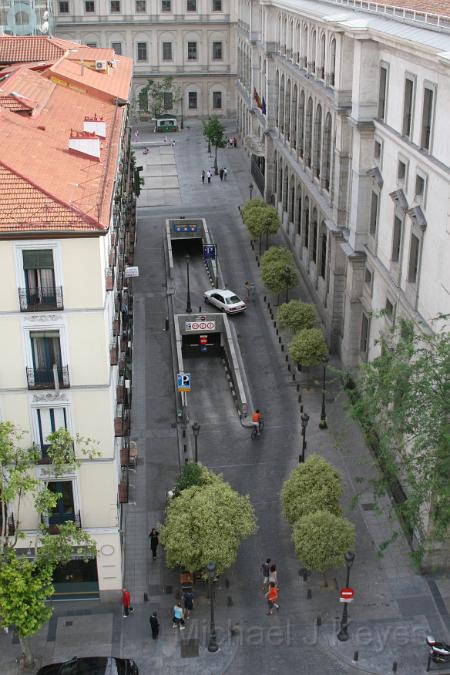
[281,454,342,526]
[174,462,218,494]
[292,510,355,580]
[348,318,450,565]
[261,257,298,301]
[203,116,227,175]
[261,246,293,268]
[160,474,257,575]
[289,327,328,367]
[245,205,280,253]
[140,76,177,119]
[278,300,316,334]
[241,198,267,222]
[0,422,98,665]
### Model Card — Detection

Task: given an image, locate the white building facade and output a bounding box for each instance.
[236,0,450,367]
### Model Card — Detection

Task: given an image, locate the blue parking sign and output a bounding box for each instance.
[203,244,216,260]
[177,372,191,392]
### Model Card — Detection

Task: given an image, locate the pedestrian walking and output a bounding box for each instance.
[223,167,228,180]
[265,582,280,615]
[269,564,278,586]
[172,139,176,147]
[219,168,224,181]
[207,170,212,184]
[201,170,205,184]
[149,528,159,560]
[261,558,271,591]
[172,602,185,630]
[122,587,134,617]
[183,589,194,619]
[149,611,159,639]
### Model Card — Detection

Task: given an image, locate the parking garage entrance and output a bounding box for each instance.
[182,329,222,357]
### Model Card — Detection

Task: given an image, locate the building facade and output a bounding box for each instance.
[0,38,136,600]
[51,0,238,119]
[237,0,450,367]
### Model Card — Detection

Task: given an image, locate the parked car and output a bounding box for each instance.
[204,289,246,314]
[36,656,139,675]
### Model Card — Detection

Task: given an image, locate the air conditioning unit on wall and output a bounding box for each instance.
[95,60,107,71]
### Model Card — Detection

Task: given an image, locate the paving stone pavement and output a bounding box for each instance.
[2,121,450,675]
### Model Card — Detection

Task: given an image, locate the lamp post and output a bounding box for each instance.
[208,139,211,155]
[299,411,309,463]
[337,551,355,642]
[249,183,254,200]
[185,253,192,313]
[192,422,200,463]
[207,561,219,652]
[180,95,184,130]
[284,266,291,304]
[319,356,329,429]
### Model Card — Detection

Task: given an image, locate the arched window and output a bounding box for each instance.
[277,15,282,51]
[291,84,298,150]
[278,165,283,203]
[297,192,302,236]
[283,17,288,54]
[301,24,308,67]
[289,181,295,221]
[274,152,278,194]
[310,30,316,74]
[323,113,332,191]
[329,38,336,87]
[319,34,325,80]
[295,22,300,63]
[289,21,294,58]
[319,224,327,278]
[283,171,288,211]
[305,97,313,168]
[314,104,322,179]
[304,197,310,248]
[275,70,280,127]
[285,79,291,141]
[298,90,305,157]
[279,75,285,134]
[311,208,318,262]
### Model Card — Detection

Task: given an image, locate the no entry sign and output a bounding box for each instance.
[340,587,354,603]
[185,320,216,331]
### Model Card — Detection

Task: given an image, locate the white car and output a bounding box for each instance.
[204,288,246,314]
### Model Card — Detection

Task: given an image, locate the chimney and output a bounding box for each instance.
[68,129,100,160]
[83,114,106,138]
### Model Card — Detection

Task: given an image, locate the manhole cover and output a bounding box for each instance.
[361,503,376,511]
[180,638,199,658]
[163,585,173,594]
[65,621,73,627]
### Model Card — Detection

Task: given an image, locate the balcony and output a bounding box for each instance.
[26,365,70,390]
[115,404,130,437]
[105,267,115,291]
[18,286,63,312]
[42,510,81,534]
[110,337,118,365]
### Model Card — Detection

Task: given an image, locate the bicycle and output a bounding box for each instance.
[251,418,264,440]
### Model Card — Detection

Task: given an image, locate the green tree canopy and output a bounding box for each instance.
[261,246,294,268]
[203,116,227,173]
[281,454,343,526]
[140,76,177,118]
[289,328,328,367]
[245,206,280,249]
[174,462,218,494]
[349,318,450,564]
[241,199,267,222]
[160,475,257,575]
[278,300,316,333]
[261,259,298,298]
[292,510,355,575]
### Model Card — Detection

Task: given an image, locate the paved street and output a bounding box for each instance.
[2,121,450,675]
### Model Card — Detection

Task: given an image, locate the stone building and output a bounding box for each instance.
[236,0,450,367]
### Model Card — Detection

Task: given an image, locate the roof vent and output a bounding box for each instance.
[84,114,106,138]
[69,129,100,161]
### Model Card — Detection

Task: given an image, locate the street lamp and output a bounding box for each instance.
[207,561,219,653]
[208,139,211,155]
[337,551,355,642]
[319,356,329,429]
[284,266,291,304]
[185,253,192,313]
[192,422,200,463]
[249,183,254,200]
[299,411,309,463]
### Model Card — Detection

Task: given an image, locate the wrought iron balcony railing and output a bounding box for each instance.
[26,365,70,390]
[18,286,63,312]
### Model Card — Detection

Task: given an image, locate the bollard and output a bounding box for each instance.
[268,302,271,310]
[183,428,186,438]
[281,345,284,352]
[288,365,291,372]
[264,295,267,302]
[307,589,312,600]
[303,571,308,582]
[199,305,202,313]
[292,374,296,381]
[285,355,289,362]
[165,317,169,331]
[276,329,279,335]
[392,663,397,673]
[316,616,322,627]
[183,444,187,453]
[257,260,260,267]
[278,337,282,343]
[273,321,277,328]
[296,384,300,392]
[144,592,148,602]
[251,240,254,249]
[353,652,358,662]
[185,457,189,463]
[298,395,302,404]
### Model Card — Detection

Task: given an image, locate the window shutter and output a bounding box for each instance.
[23,250,54,269]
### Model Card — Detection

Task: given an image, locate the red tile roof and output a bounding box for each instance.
[0,36,81,65]
[0,68,55,116]
[382,0,450,15]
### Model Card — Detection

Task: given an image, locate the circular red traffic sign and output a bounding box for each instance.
[340,587,354,601]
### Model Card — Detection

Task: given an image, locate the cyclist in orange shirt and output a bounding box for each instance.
[252,409,262,435]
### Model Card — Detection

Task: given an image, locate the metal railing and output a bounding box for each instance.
[26,365,70,389]
[328,0,450,31]
[18,286,63,312]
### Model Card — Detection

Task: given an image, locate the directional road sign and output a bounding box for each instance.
[177,372,191,392]
[203,244,216,260]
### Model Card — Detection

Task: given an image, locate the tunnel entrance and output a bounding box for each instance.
[182,331,222,357]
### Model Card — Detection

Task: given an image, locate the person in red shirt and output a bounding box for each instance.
[252,410,262,435]
[122,588,134,617]
[265,582,280,615]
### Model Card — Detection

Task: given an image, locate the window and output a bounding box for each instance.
[138,89,148,111]
[86,42,97,48]
[212,0,222,10]
[187,0,196,9]
[110,0,120,11]
[397,159,406,182]
[364,267,373,288]
[59,0,69,11]
[369,192,378,236]
[36,407,67,457]
[137,42,147,62]
[161,0,171,10]
[188,91,197,109]
[213,91,222,109]
[415,174,425,201]
[421,86,434,151]
[402,77,414,138]
[319,232,327,278]
[360,313,370,353]
[85,0,95,11]
[30,331,63,387]
[21,249,59,311]
[378,65,388,121]
[111,42,122,55]
[312,218,318,263]
[187,41,197,60]
[163,92,173,110]
[391,216,402,262]
[408,233,420,283]
[374,139,382,162]
[162,42,172,60]
[212,41,222,60]
[136,0,146,10]
[47,481,75,525]
[385,298,394,320]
